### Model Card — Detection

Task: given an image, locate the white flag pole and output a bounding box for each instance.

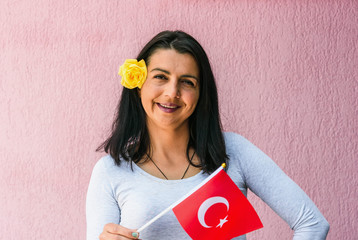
[137,164,226,233]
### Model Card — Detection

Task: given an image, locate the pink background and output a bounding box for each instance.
[1,0,357,239]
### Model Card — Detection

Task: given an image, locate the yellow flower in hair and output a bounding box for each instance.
[118,59,147,89]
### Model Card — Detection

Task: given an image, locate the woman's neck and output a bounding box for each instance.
[140,122,201,180]
[146,124,191,164]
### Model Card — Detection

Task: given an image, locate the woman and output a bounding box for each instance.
[86,31,329,240]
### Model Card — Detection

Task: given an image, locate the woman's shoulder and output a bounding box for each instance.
[222,131,268,167]
[93,154,116,170]
[91,154,132,177]
[222,132,253,166]
[223,131,245,142]
[223,132,254,151]
[223,131,271,156]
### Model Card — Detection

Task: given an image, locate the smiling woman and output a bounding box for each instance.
[86,31,329,240]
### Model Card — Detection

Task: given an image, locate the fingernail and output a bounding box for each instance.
[132,232,139,238]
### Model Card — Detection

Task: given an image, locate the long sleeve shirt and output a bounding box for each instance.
[86,132,329,239]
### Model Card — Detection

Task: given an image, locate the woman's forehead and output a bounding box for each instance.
[147,49,199,77]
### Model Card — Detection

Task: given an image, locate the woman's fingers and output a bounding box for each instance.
[100,223,140,240]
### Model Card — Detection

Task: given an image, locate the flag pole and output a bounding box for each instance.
[137,163,226,233]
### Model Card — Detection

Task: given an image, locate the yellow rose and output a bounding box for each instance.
[118,59,147,89]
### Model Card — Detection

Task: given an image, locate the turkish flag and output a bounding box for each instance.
[172,167,263,240]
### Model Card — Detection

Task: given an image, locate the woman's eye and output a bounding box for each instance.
[154,75,167,80]
[182,79,195,86]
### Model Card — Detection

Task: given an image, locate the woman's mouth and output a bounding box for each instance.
[157,103,180,113]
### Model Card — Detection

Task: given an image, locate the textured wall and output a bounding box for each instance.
[0,0,357,239]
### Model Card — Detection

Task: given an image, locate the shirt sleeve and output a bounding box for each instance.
[86,157,121,240]
[226,133,330,239]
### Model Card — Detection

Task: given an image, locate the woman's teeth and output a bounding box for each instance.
[159,103,177,109]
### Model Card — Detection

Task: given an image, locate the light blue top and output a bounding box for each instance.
[86,132,329,239]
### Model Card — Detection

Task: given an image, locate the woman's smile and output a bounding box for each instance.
[157,103,181,113]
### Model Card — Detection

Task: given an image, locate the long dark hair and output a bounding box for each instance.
[97,30,227,173]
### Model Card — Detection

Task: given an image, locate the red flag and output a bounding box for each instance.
[172,166,263,240]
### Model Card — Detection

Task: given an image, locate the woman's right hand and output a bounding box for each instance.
[99,223,140,240]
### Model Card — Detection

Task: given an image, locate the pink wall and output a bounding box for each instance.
[1,0,357,239]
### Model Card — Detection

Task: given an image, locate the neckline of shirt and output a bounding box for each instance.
[132,162,205,184]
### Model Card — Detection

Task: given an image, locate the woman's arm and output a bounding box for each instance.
[86,158,122,239]
[227,133,330,239]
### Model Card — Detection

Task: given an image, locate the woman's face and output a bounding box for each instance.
[139,49,200,132]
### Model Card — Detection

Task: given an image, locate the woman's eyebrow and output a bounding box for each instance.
[150,68,170,74]
[151,68,198,81]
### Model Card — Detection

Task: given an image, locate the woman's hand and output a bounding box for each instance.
[99,223,140,240]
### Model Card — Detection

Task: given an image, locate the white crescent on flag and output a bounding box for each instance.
[197,196,229,228]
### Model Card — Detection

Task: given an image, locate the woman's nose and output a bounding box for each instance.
[165,80,180,98]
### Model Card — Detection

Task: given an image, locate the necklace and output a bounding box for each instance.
[146,151,196,180]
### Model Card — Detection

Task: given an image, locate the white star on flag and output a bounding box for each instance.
[216,215,228,228]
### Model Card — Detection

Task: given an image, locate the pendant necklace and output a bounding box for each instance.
[146,151,196,180]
